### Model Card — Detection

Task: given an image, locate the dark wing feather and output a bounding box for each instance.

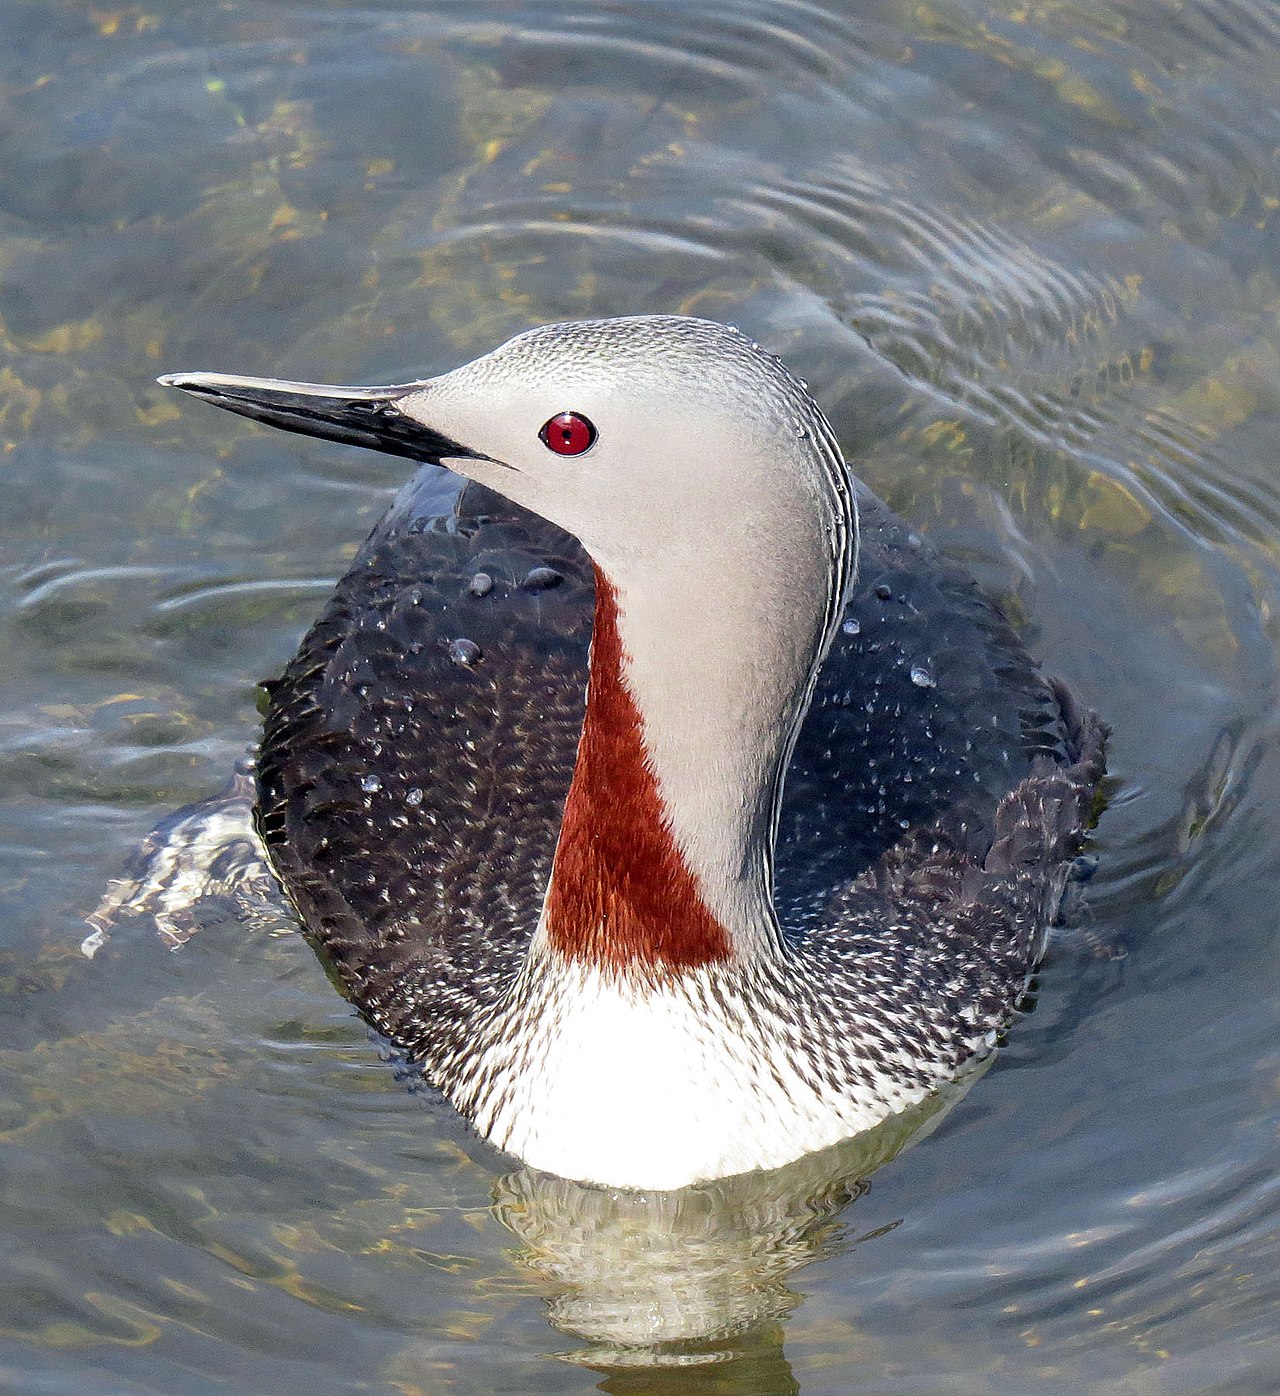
[774,485,1073,934]
[255,478,592,1027]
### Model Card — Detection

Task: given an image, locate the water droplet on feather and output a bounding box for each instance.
[448,638,481,666]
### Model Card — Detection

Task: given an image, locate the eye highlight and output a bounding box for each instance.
[539,412,596,456]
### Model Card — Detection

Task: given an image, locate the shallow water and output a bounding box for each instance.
[2,0,1280,1390]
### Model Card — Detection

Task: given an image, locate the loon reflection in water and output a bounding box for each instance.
[91,315,1106,1191]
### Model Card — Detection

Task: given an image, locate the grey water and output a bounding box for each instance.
[2,0,1280,1391]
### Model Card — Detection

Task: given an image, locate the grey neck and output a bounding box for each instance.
[597,490,852,963]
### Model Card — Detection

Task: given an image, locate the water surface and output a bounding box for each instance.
[2,0,1280,1391]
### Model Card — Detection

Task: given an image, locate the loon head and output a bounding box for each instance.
[160,315,854,589]
[162,316,857,977]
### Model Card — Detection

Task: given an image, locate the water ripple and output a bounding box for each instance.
[152,576,337,614]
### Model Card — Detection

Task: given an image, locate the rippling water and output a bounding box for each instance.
[3,0,1280,1391]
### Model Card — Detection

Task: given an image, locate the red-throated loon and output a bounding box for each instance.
[114,315,1104,1190]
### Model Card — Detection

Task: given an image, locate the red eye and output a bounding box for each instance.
[539,411,596,456]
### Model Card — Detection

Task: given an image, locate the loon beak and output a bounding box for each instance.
[157,371,484,467]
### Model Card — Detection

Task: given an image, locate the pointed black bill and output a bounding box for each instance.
[158,371,486,466]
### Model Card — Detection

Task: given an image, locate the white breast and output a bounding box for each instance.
[462,959,938,1190]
